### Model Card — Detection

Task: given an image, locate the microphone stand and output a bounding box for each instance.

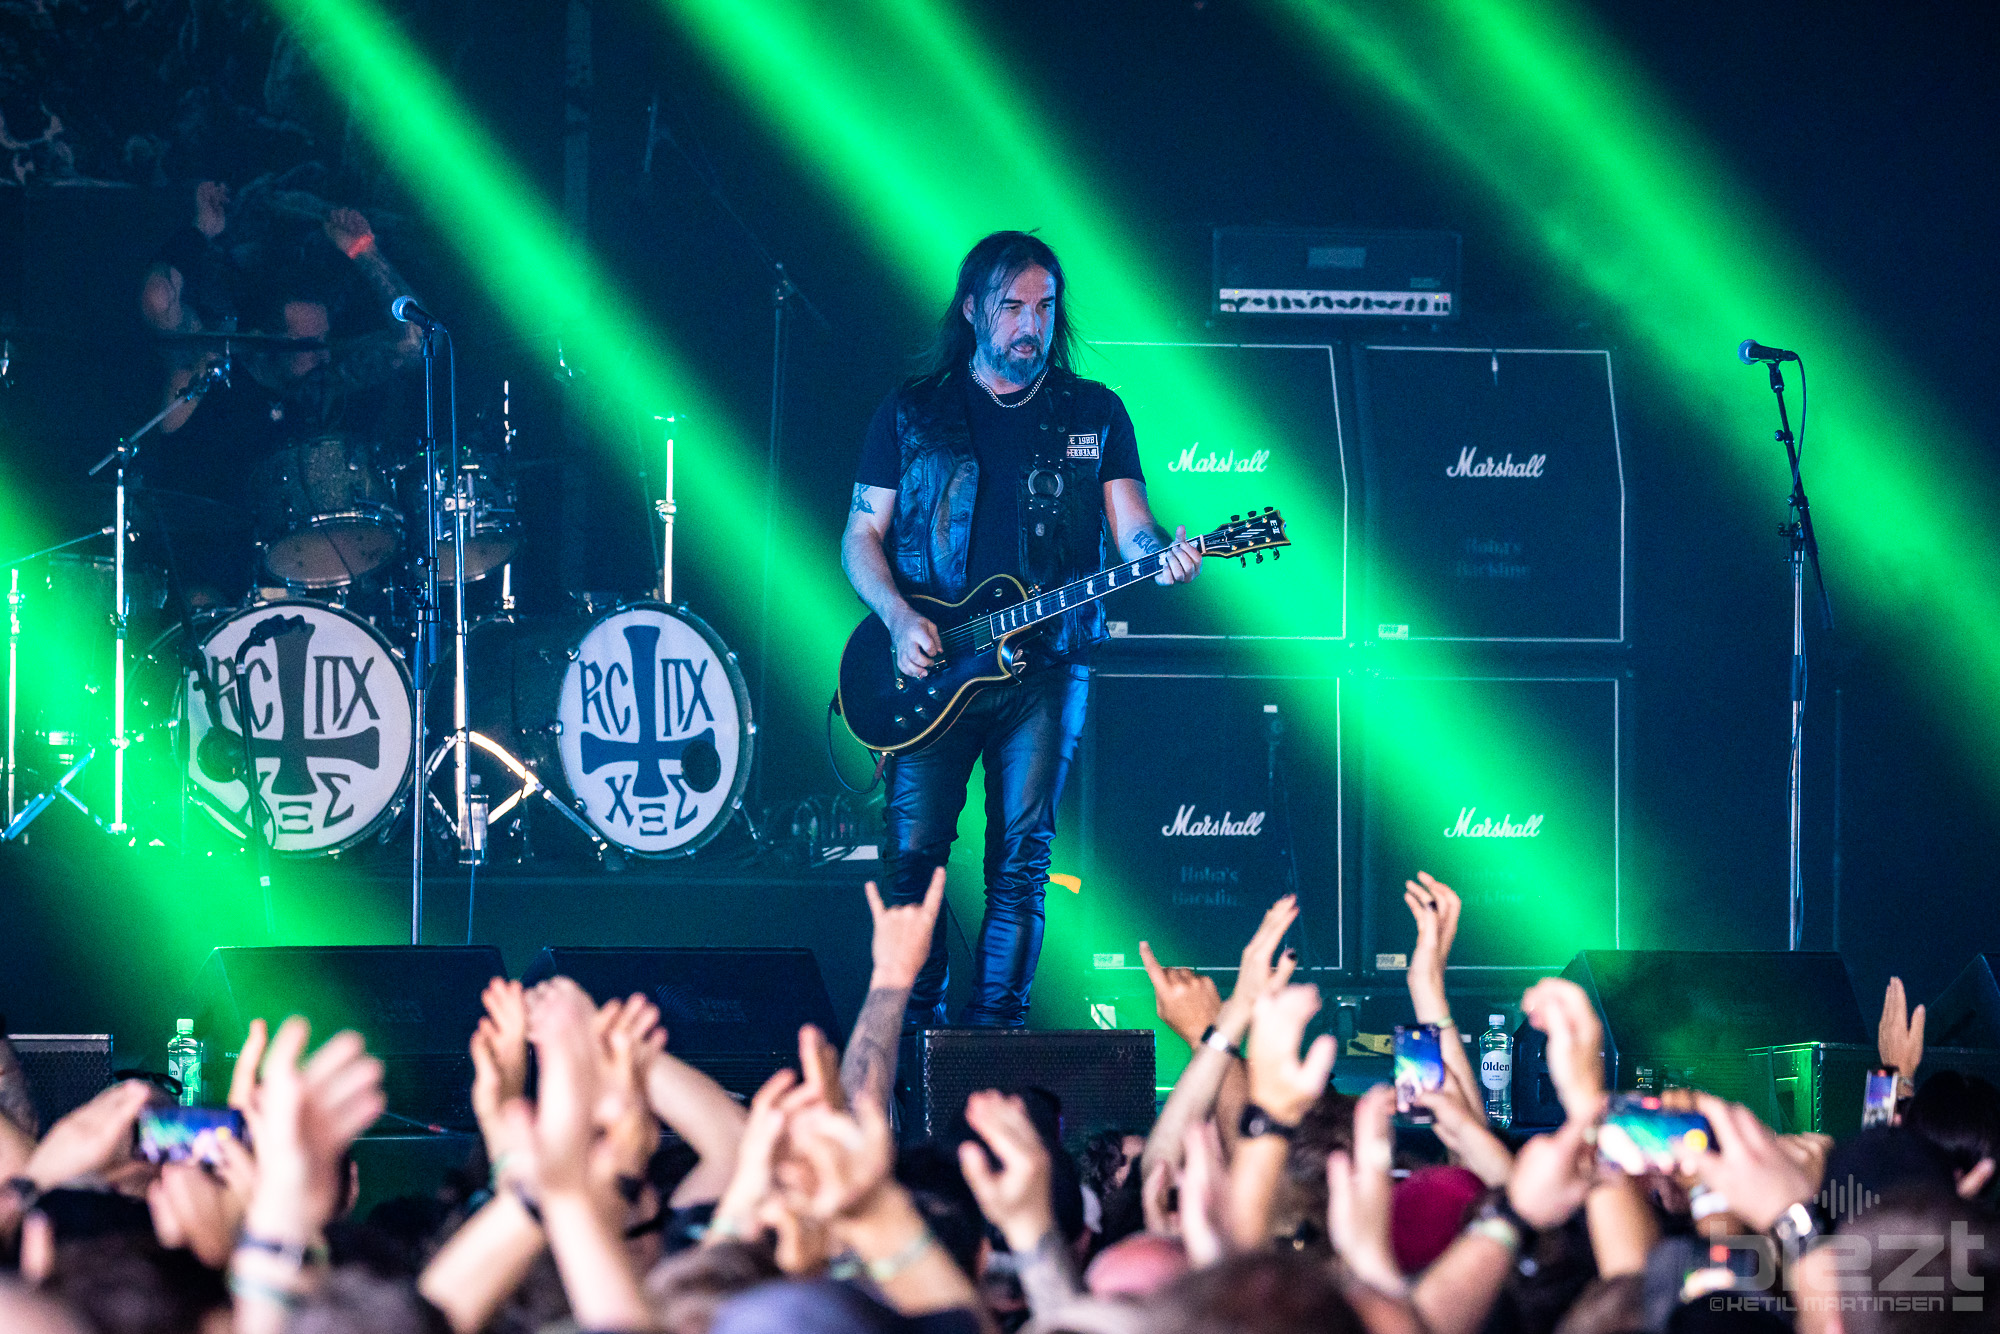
[48,356,230,840]
[410,325,442,944]
[642,96,827,816]
[1762,359,1832,951]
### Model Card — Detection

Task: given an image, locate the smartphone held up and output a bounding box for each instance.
[1393,1023,1445,1124]
[137,1105,246,1167]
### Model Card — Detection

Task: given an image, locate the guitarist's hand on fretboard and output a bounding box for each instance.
[887,604,944,677]
[1151,524,1205,586]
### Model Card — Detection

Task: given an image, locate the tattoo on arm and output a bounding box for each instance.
[840,985,910,1108]
[1129,526,1168,557]
[850,485,877,515]
[352,247,414,305]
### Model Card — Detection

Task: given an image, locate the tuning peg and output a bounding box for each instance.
[1264,505,1274,513]
[1230,513,1241,522]
[1271,549,1280,560]
[1255,552,1263,563]
[1239,556,1247,567]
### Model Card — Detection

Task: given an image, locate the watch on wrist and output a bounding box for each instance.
[1769,1200,1827,1251]
[1475,1189,1541,1253]
[1238,1102,1299,1140]
[1199,1024,1239,1056]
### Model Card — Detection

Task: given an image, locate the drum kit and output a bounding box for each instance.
[2,333,755,894]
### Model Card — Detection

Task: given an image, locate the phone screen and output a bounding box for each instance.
[1862,1066,1899,1129]
[1596,1093,1713,1174]
[137,1106,245,1166]
[1393,1023,1444,1122]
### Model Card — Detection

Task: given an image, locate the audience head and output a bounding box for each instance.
[1084,1231,1191,1299]
[1154,1250,1364,1334]
[1903,1070,2000,1197]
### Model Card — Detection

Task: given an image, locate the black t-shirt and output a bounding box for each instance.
[853,374,1144,591]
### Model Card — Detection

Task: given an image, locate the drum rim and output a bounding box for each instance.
[184,597,417,858]
[262,507,406,588]
[559,599,756,861]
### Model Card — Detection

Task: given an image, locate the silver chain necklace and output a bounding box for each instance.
[971,359,1047,408]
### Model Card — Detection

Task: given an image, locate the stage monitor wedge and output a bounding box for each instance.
[189,945,503,1130]
[901,1028,1157,1149]
[1928,954,2000,1050]
[522,947,838,1097]
[1356,346,1626,644]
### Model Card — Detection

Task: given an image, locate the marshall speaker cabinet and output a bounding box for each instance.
[1090,341,1349,641]
[1355,346,1626,644]
[1361,673,1622,974]
[1059,663,1347,1008]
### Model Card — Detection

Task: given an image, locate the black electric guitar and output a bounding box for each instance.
[836,508,1289,755]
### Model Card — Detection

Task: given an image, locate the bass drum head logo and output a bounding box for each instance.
[558,604,751,857]
[184,602,414,855]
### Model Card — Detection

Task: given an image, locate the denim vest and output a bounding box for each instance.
[887,367,1115,659]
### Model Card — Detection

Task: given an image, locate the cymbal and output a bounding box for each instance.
[87,484,254,534]
[151,329,326,347]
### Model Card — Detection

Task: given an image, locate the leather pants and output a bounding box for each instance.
[884,662,1090,1027]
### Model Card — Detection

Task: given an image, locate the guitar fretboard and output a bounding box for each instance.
[982,548,1189,641]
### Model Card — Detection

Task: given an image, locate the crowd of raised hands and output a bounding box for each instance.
[2,865,1996,1334]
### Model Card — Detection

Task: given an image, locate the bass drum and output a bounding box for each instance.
[448,603,751,858]
[180,600,415,855]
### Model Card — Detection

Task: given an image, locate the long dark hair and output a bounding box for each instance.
[918,230,1079,380]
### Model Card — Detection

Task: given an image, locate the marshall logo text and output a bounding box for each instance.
[1162,805,1267,837]
[1442,807,1545,839]
[1444,448,1546,479]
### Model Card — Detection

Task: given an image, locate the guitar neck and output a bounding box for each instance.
[985,536,1214,639]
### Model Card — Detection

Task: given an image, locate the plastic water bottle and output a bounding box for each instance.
[1479,1014,1513,1128]
[167,1019,203,1107]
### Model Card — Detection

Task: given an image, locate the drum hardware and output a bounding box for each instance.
[4,529,116,833]
[1,747,105,842]
[646,414,679,604]
[26,356,230,840]
[418,725,601,856]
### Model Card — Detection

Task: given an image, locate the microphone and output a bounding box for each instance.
[391,295,444,333]
[1739,339,1799,365]
[239,614,308,655]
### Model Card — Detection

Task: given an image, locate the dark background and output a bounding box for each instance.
[2,0,1996,1056]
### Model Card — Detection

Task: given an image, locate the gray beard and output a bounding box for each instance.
[974,337,1047,390]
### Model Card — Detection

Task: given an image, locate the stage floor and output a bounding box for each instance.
[0,834,878,1073]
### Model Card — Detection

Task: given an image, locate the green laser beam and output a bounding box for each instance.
[1269,0,2000,796]
[266,0,856,695]
[656,0,1630,965]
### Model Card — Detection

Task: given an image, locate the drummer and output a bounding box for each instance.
[144,206,425,605]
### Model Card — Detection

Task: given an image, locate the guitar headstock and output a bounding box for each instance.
[1202,506,1290,565]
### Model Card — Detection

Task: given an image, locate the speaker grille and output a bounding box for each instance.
[910,1029,1156,1147]
[7,1035,113,1132]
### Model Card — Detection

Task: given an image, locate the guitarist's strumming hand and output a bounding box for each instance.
[887,603,944,679]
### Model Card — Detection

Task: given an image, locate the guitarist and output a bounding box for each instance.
[841,231,1202,1029]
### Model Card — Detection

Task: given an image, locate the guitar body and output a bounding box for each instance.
[836,575,1030,755]
[834,507,1289,756]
